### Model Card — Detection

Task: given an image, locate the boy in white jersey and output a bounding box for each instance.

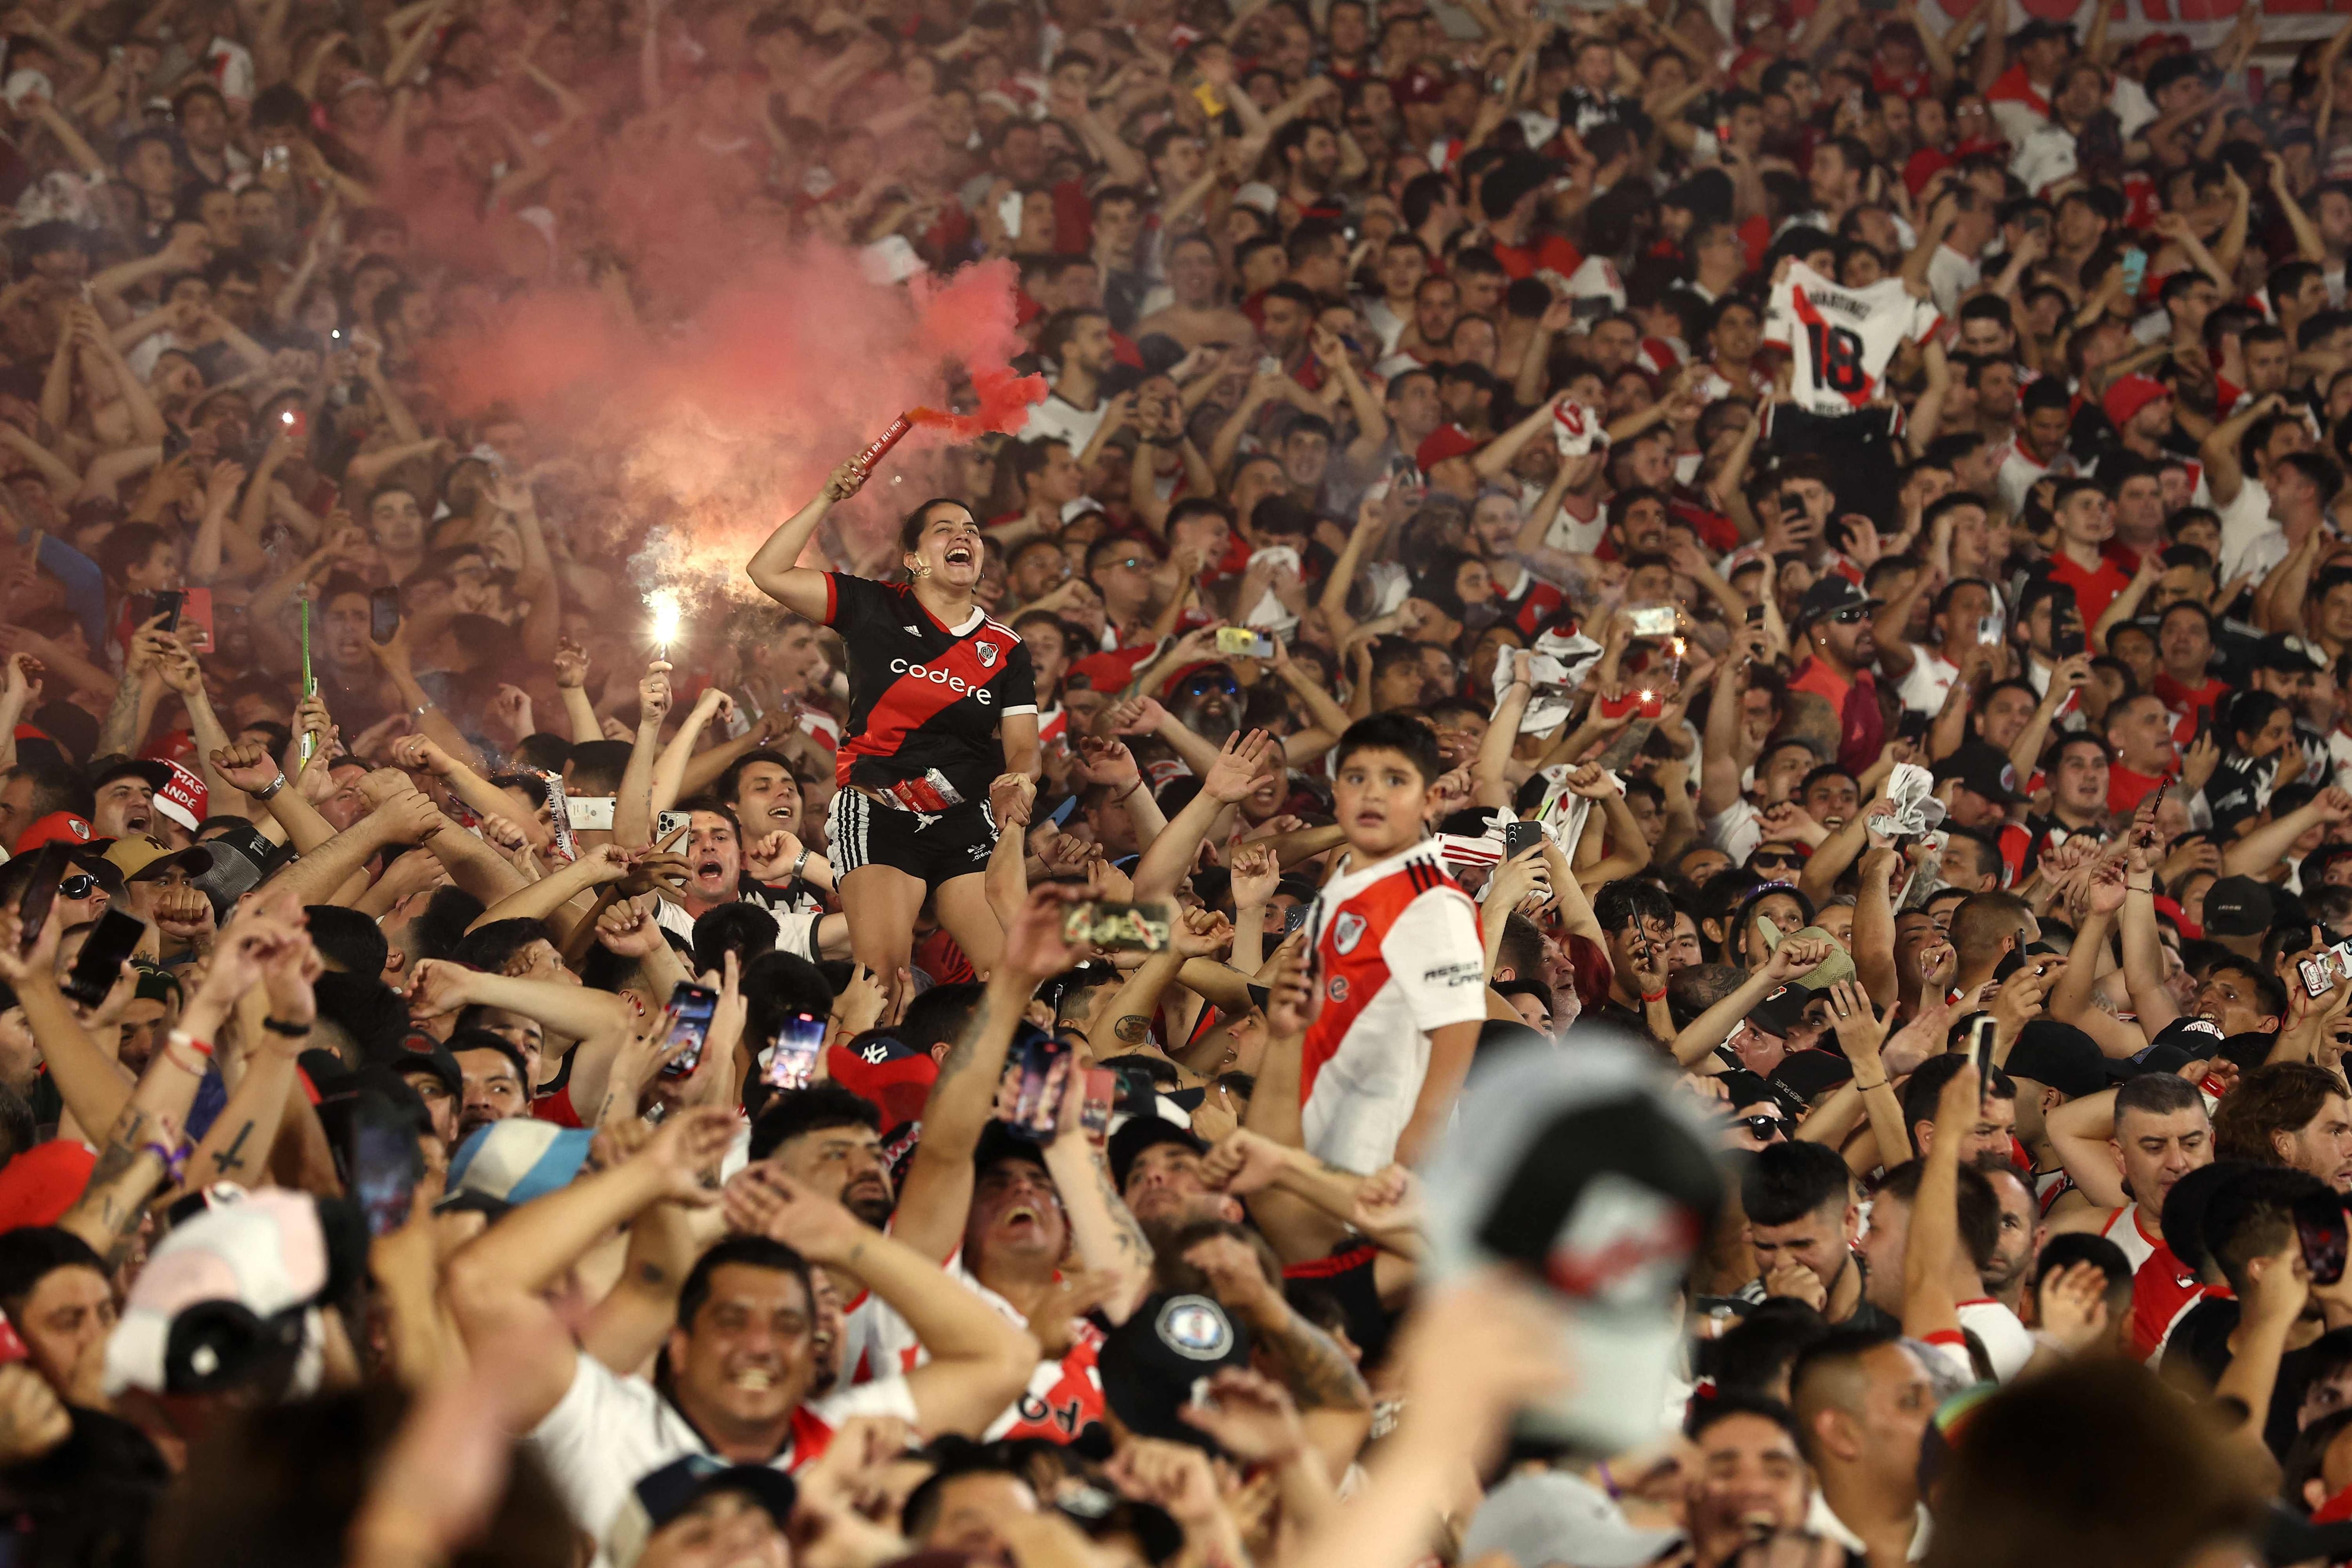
[1295,713,1489,1172]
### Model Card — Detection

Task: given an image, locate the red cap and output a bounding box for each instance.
[1065,647,1155,693]
[153,760,207,833]
[1415,423,1481,472]
[12,812,93,856]
[2102,374,2170,431]
[0,1140,95,1232]
[825,1040,938,1130]
[1903,148,1952,196]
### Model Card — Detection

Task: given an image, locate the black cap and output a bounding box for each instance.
[2201,876,2276,939]
[381,1033,461,1101]
[1748,983,1812,1038]
[2012,16,2074,42]
[1109,1115,1208,1191]
[2257,633,2330,676]
[2005,1020,2107,1098]
[91,758,171,794]
[972,1119,1052,1175]
[1793,575,1882,630]
[1098,1292,1252,1452]
[1931,739,2031,805]
[616,1456,796,1568]
[1769,1048,1854,1104]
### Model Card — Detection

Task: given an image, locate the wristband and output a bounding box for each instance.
[252,773,286,801]
[1640,988,1668,1003]
[167,1029,214,1057]
[2127,882,2154,893]
[410,702,430,718]
[1853,1077,1889,1092]
[790,848,810,881]
[262,1017,313,1037]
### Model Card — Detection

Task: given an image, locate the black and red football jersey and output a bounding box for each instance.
[824,573,1037,804]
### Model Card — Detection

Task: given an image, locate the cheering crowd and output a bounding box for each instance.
[12,0,2352,1560]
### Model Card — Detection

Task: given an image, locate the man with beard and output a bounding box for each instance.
[1788,579,1885,777]
[748,1085,903,1384]
[654,798,848,963]
[1682,1396,1812,1568]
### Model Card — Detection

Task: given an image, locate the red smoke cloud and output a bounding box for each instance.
[406,135,1042,603]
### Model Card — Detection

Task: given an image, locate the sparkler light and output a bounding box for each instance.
[650,591,681,661]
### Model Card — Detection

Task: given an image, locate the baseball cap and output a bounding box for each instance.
[1793,575,1881,630]
[2004,1020,2107,1098]
[2012,16,2074,42]
[825,1033,938,1130]
[1415,423,1481,472]
[1109,1114,1208,1190]
[92,758,170,796]
[1462,1471,1683,1568]
[0,1140,95,1232]
[1769,1048,1855,1104]
[381,1033,461,1102]
[2200,876,2276,939]
[1931,740,2031,805]
[1097,1292,1252,1451]
[1748,983,1813,1037]
[606,1456,797,1568]
[103,1188,361,1398]
[153,762,207,833]
[103,835,215,881]
[442,1120,595,1216]
[2257,633,2330,676]
[2101,374,2169,430]
[12,812,93,855]
[1422,1029,1722,1454]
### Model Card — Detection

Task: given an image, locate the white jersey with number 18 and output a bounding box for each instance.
[1762,262,1942,418]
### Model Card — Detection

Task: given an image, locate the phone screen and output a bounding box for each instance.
[764,1012,826,1090]
[1006,1025,1072,1139]
[350,1097,423,1239]
[659,983,720,1079]
[369,587,401,645]
[62,909,144,1007]
[14,845,67,957]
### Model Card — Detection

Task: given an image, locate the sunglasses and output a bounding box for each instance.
[1751,852,1803,871]
[59,874,97,900]
[1739,1114,1789,1141]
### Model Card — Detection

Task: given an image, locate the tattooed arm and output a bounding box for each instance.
[176,917,322,1196]
[1183,1230,1373,1475]
[1042,1078,1155,1325]
[55,1100,168,1271]
[891,885,1091,1264]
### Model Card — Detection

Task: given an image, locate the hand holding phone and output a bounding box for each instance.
[61,910,143,1008]
[658,983,720,1079]
[764,1012,825,1091]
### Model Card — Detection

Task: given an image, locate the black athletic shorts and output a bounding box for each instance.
[827,788,998,888]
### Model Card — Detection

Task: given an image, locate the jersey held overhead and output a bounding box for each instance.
[1764,262,1942,418]
[824,573,1037,807]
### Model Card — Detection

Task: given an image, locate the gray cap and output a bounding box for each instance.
[1461,1471,1684,1568]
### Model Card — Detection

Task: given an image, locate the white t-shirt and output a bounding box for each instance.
[1926,246,1982,319]
[2215,477,2276,581]
[1763,263,1941,417]
[1897,648,1961,716]
[530,1352,919,1551]
[1019,391,1109,454]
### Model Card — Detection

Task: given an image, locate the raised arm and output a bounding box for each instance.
[748,460,866,618]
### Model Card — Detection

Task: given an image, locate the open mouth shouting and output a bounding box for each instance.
[695,856,731,893]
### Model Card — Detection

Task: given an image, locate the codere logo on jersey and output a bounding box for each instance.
[890,659,995,703]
